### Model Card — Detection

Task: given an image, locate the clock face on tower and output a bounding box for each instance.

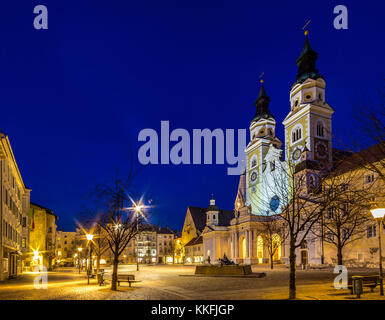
[291,146,303,163]
[315,141,328,159]
[249,170,258,184]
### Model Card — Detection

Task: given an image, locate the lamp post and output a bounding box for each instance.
[134,204,143,271]
[370,207,385,296]
[77,247,83,274]
[86,234,94,285]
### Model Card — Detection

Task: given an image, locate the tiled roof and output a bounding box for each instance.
[332,143,385,174]
[188,206,207,232]
[218,210,235,226]
[185,236,203,247]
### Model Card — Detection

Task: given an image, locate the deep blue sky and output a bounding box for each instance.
[0,1,384,231]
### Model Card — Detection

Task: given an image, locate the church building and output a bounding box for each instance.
[180,31,385,268]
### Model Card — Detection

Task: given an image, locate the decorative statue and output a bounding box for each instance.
[218,253,236,265]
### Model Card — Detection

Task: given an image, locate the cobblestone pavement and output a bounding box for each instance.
[0,265,382,300]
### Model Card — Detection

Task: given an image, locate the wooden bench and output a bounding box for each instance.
[117,274,141,287]
[348,275,379,294]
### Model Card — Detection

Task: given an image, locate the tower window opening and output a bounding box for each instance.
[316,120,325,137]
[292,126,302,143]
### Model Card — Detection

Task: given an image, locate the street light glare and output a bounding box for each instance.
[86,234,94,241]
[370,208,385,219]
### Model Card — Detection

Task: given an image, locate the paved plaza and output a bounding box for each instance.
[0,265,383,300]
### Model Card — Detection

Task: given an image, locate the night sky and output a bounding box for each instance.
[0,1,384,231]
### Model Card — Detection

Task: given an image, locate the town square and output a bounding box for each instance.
[0,1,385,311]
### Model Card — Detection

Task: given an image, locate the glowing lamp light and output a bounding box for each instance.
[100,259,106,264]
[78,247,83,252]
[135,204,144,212]
[86,234,94,241]
[371,208,385,220]
[33,250,39,260]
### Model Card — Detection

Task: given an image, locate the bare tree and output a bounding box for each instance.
[311,167,374,265]
[254,157,333,299]
[92,175,147,290]
[258,214,283,269]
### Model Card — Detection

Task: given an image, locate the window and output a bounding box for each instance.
[341,203,349,217]
[48,227,52,233]
[250,156,257,169]
[364,173,375,184]
[367,225,377,238]
[22,217,26,228]
[291,125,302,143]
[22,237,26,248]
[316,120,325,137]
[342,228,349,240]
[326,232,334,242]
[319,93,323,101]
[327,207,335,219]
[212,214,216,220]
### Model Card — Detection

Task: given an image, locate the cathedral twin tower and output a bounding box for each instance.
[245,33,334,216]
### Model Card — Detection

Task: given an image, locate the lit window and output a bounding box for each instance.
[364,173,375,184]
[367,225,376,238]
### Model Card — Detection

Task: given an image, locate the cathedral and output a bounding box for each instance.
[181,32,384,267]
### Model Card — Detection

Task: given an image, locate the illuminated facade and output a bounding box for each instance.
[27,203,58,269]
[0,132,31,281]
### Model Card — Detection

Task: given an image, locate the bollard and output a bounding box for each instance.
[352,276,363,298]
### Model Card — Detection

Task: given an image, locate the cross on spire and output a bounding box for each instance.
[302,19,311,36]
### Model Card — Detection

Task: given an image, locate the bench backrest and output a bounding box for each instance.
[348,275,379,285]
[117,274,135,280]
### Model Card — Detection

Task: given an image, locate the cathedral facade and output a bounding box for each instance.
[191,33,385,267]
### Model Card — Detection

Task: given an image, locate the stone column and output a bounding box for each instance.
[249,230,253,259]
[234,233,238,258]
[246,231,249,258]
[231,233,235,258]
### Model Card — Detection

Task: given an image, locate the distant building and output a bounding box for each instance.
[137,225,157,264]
[156,226,175,264]
[56,230,77,265]
[27,203,58,269]
[0,132,31,281]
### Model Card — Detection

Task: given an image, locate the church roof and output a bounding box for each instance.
[332,142,385,175]
[184,235,203,247]
[251,83,275,124]
[293,36,323,86]
[187,206,207,232]
[218,210,235,226]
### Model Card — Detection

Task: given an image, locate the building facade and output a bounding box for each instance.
[27,203,58,270]
[180,32,385,268]
[56,230,77,266]
[156,227,175,264]
[0,132,31,281]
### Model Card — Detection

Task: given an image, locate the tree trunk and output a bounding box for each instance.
[270,253,274,269]
[111,252,119,291]
[96,256,101,283]
[289,242,296,299]
[337,244,343,266]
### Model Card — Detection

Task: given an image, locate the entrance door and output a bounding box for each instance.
[301,250,308,266]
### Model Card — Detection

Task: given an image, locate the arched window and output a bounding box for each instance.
[291,125,303,143]
[316,120,325,138]
[250,156,257,169]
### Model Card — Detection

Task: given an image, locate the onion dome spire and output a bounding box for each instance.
[294,29,322,85]
[251,79,274,123]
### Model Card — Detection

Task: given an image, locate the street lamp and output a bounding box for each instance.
[370,207,385,296]
[86,234,94,285]
[77,247,83,274]
[134,204,143,271]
